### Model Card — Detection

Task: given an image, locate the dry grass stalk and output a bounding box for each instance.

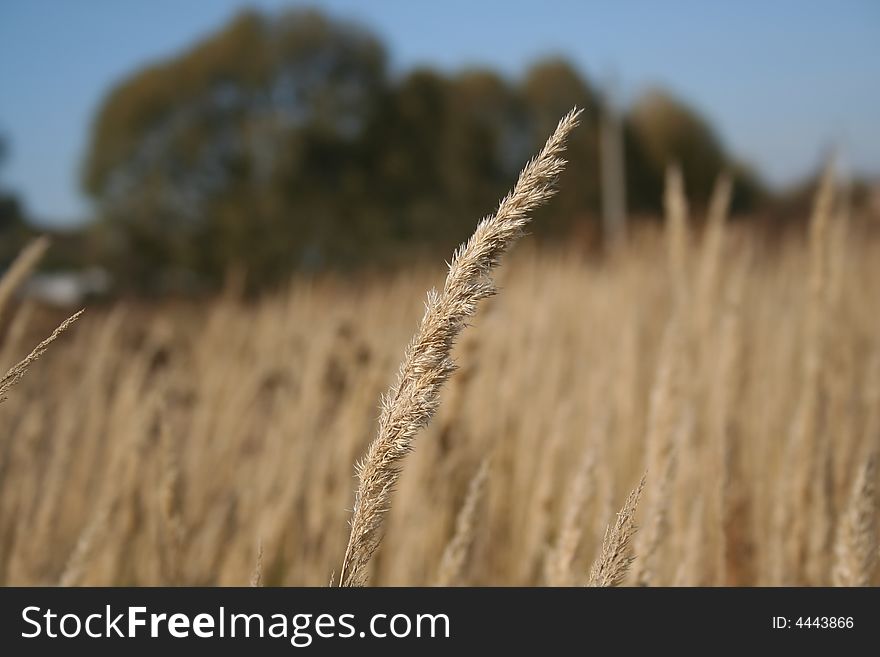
[0,301,35,368]
[0,236,49,324]
[695,172,733,346]
[251,540,264,587]
[712,262,754,585]
[631,316,684,585]
[0,310,83,402]
[642,317,686,475]
[674,497,705,586]
[546,447,596,586]
[435,459,490,586]
[631,445,675,586]
[588,474,646,587]
[832,455,878,586]
[157,411,185,585]
[827,180,851,311]
[613,321,639,458]
[338,108,582,587]
[664,164,690,303]
[821,190,854,558]
[517,408,569,583]
[773,162,835,584]
[862,351,880,456]
[58,505,109,586]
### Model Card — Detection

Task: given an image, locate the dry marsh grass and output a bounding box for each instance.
[339,109,581,586]
[0,116,879,587]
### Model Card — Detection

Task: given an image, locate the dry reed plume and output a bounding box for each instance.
[589,474,646,587]
[435,459,490,586]
[251,540,264,587]
[832,455,877,586]
[546,447,596,586]
[0,310,83,402]
[337,108,582,586]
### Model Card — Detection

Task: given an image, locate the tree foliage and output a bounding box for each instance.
[0,135,34,266]
[82,8,761,293]
[626,89,764,212]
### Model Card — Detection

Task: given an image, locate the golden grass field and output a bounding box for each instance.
[0,115,878,587]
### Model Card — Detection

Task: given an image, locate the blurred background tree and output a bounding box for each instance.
[80,7,763,294]
[0,135,35,266]
[626,89,765,214]
[83,9,387,292]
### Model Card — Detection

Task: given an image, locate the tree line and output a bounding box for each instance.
[11,8,770,294]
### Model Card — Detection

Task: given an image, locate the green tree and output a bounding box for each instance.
[626,89,764,215]
[627,89,726,209]
[84,8,387,291]
[0,135,33,266]
[520,59,601,237]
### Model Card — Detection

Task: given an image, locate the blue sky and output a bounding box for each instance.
[1,0,878,226]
